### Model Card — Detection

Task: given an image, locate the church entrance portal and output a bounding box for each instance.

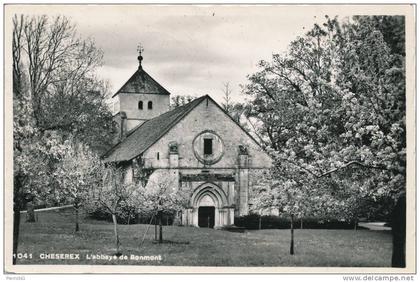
[198,207,215,228]
[183,182,235,228]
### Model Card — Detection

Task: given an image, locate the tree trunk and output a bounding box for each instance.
[392,193,406,267]
[111,214,120,255]
[26,201,36,222]
[13,175,24,265]
[259,215,262,230]
[354,217,358,231]
[75,206,79,232]
[158,210,163,243]
[154,216,157,241]
[186,210,189,226]
[300,218,303,229]
[290,215,294,255]
[127,211,131,225]
[13,203,21,265]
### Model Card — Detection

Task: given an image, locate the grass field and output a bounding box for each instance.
[15,208,392,267]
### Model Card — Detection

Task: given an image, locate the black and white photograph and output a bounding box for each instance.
[3,3,416,276]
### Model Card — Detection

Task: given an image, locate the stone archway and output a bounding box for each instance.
[187,182,233,228]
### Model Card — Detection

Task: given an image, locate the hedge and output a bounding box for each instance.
[234,214,358,230]
[86,206,176,226]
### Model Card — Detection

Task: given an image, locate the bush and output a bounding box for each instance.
[302,216,355,229]
[86,205,176,226]
[86,206,112,222]
[135,212,175,226]
[234,214,357,230]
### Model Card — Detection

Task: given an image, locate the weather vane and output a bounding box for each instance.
[137,43,144,69]
[137,44,144,56]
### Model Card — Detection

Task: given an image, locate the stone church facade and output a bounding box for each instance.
[104,54,272,228]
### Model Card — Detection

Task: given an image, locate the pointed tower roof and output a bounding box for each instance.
[112,46,170,98]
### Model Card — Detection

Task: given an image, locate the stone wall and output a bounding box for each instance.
[118,93,170,130]
[141,97,272,169]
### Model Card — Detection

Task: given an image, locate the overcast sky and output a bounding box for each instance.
[9,5,404,103]
[82,5,324,103]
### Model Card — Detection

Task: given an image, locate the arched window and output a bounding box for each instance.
[138,101,143,110]
[148,101,153,109]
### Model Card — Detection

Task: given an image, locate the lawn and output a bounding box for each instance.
[15,208,392,267]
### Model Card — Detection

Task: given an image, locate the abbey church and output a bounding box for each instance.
[103,52,272,228]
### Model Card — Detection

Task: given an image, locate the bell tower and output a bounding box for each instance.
[112,44,171,133]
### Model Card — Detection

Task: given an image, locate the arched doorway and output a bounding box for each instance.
[188,182,233,228]
[198,194,216,228]
[198,207,215,228]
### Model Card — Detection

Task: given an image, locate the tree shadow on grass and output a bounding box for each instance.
[152,240,190,245]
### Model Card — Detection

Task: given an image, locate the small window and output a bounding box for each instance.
[148,101,153,109]
[138,101,143,110]
[157,152,160,160]
[204,138,213,155]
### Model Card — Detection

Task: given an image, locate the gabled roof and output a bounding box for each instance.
[103,95,207,163]
[112,68,170,98]
[103,94,267,164]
